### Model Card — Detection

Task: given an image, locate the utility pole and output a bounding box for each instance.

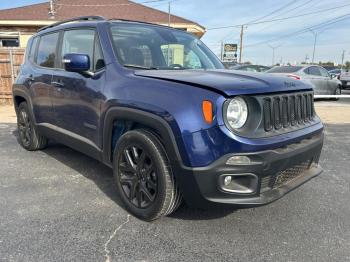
[239,25,244,64]
[309,29,318,64]
[341,50,346,69]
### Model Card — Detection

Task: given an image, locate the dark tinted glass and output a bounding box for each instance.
[308,66,321,76]
[110,23,224,70]
[267,66,303,73]
[37,32,59,68]
[28,37,38,62]
[94,36,105,71]
[62,29,95,71]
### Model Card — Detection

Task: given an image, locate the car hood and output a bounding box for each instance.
[134,69,312,96]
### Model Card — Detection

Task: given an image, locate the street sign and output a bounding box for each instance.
[223,43,238,62]
[224,44,237,52]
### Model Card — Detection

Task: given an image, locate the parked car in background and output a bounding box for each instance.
[266,65,342,97]
[340,68,350,89]
[328,69,341,79]
[229,64,271,72]
[222,61,237,69]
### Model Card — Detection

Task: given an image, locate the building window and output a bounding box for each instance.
[0,38,19,47]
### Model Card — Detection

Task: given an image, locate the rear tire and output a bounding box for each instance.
[16,102,48,151]
[113,129,181,221]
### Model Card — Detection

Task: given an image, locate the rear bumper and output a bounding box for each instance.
[178,131,323,208]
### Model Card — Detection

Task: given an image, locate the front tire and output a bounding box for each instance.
[113,129,181,221]
[16,102,48,151]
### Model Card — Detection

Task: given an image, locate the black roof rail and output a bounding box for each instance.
[109,18,171,28]
[38,16,106,32]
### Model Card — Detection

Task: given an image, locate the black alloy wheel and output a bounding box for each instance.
[118,145,158,208]
[16,102,47,150]
[113,129,182,221]
[18,108,32,148]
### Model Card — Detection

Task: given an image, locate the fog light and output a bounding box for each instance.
[219,173,258,194]
[224,176,232,186]
[226,156,251,165]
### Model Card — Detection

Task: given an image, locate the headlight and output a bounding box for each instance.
[226,97,248,129]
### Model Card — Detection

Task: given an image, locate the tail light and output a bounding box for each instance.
[287,74,301,80]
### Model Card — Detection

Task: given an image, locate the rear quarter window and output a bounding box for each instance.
[28,37,38,62]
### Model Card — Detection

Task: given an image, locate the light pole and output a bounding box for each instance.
[268,44,282,66]
[309,29,318,64]
[341,50,346,69]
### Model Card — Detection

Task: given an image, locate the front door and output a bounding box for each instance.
[51,28,106,148]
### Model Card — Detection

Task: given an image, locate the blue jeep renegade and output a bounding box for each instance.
[13,16,324,221]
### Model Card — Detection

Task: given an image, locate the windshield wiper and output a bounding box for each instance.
[123,64,158,70]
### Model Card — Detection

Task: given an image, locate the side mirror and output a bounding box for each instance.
[63,53,90,73]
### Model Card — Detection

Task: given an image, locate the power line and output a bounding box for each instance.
[264,0,315,21]
[207,3,350,30]
[245,13,350,48]
[252,0,316,33]
[245,0,300,24]
[55,0,169,7]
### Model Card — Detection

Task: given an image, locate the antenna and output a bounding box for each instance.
[49,0,56,19]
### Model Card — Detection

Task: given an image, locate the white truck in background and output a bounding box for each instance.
[340,69,350,89]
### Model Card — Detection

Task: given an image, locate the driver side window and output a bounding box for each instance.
[319,67,330,78]
[61,29,95,71]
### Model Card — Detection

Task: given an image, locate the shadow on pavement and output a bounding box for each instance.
[12,128,236,221]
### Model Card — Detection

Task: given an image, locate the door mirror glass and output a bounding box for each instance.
[63,53,90,72]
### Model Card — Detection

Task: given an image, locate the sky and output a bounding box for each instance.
[1,0,350,65]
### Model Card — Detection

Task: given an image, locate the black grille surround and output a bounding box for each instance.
[262,91,315,132]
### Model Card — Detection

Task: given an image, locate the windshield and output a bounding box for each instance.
[267,66,303,73]
[110,23,224,70]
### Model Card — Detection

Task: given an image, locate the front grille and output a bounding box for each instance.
[260,160,313,192]
[263,92,315,132]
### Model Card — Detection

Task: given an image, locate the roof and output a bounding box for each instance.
[0,0,204,30]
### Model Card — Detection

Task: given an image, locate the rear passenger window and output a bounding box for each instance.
[36,32,59,68]
[28,37,38,62]
[308,67,321,76]
[61,29,95,71]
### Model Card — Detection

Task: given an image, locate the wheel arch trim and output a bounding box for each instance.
[102,106,188,168]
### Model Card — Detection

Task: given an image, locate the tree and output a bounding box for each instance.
[345,61,350,69]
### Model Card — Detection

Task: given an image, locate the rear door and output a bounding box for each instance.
[51,28,106,148]
[30,32,59,124]
[304,66,326,95]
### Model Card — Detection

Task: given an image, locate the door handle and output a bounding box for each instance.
[51,81,64,87]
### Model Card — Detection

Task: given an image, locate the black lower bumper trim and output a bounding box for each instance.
[176,131,324,208]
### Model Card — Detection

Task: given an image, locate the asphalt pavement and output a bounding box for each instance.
[0,123,350,262]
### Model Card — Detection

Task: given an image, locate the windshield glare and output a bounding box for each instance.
[110,23,224,70]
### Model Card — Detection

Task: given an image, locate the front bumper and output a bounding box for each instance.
[178,131,323,208]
